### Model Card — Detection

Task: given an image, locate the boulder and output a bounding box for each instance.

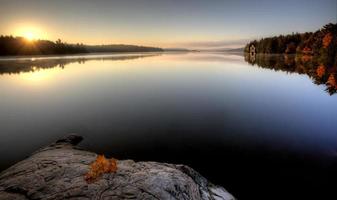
[0,135,235,200]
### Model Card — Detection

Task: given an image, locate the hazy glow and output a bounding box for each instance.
[0,0,336,48]
[23,32,35,41]
[14,25,46,41]
[20,67,59,83]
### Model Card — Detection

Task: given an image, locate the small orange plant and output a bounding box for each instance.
[85,155,117,183]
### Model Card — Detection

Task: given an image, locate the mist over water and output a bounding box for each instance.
[1,52,336,199]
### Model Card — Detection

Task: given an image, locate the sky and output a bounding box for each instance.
[0,0,336,48]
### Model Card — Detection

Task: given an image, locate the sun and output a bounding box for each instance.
[23,32,36,41]
[14,25,46,41]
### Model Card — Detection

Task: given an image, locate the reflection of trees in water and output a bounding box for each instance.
[245,53,337,95]
[0,54,161,75]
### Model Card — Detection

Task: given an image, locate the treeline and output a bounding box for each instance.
[0,37,88,55]
[245,23,337,66]
[0,36,163,56]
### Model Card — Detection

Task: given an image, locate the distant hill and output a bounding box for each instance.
[196,47,244,53]
[163,48,191,52]
[86,44,163,53]
[220,47,244,53]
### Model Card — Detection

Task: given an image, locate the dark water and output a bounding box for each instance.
[1,53,336,199]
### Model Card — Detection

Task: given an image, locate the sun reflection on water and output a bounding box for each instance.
[19,67,61,83]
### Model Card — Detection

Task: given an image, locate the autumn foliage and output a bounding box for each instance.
[85,155,117,183]
[244,53,337,95]
[327,74,337,89]
[244,23,337,66]
[322,33,333,48]
[301,55,312,62]
[302,47,313,54]
[316,65,326,78]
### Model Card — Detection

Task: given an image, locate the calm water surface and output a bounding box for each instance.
[1,53,336,199]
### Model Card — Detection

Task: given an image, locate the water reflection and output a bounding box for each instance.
[245,53,337,95]
[0,53,161,75]
[1,52,337,200]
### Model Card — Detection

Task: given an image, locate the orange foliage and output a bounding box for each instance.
[327,74,337,89]
[85,155,117,183]
[302,47,313,54]
[316,65,326,78]
[301,55,312,62]
[322,33,333,48]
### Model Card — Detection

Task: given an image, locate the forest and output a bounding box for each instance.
[0,36,163,56]
[244,23,337,67]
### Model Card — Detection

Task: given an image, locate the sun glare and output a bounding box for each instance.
[24,32,36,41]
[20,67,60,83]
[14,25,45,41]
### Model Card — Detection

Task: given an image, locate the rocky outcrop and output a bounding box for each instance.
[0,135,235,200]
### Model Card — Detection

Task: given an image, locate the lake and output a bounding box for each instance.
[0,52,336,199]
